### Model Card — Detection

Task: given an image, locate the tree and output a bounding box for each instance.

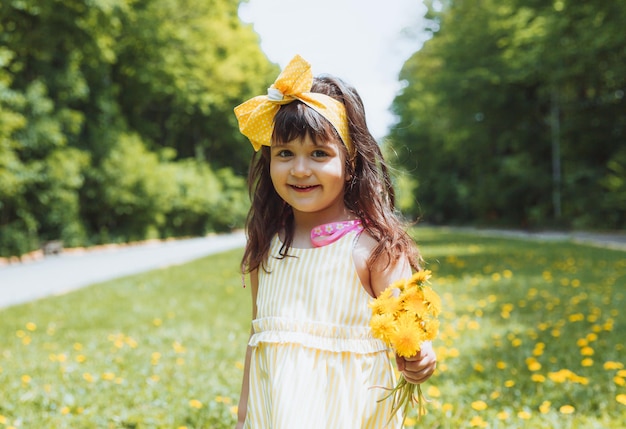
[390,0,626,228]
[0,0,275,256]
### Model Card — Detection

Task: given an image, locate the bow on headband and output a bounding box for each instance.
[234,55,353,154]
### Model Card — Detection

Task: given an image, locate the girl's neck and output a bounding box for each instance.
[289,207,358,247]
[292,208,356,232]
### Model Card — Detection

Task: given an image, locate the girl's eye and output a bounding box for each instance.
[311,150,329,158]
[275,149,293,158]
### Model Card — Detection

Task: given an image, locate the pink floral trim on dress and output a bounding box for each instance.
[310,219,363,247]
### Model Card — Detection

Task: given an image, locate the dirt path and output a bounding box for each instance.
[0,232,246,309]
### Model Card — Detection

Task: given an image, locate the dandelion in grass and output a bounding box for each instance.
[368,270,440,423]
[189,399,203,409]
[471,400,487,411]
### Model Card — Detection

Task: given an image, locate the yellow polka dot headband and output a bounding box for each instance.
[234,55,353,155]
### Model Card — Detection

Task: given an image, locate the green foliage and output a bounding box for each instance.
[81,136,248,244]
[0,0,270,256]
[390,1,626,229]
[1,231,624,427]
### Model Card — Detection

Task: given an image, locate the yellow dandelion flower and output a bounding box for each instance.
[423,318,440,340]
[559,405,575,414]
[616,394,626,406]
[402,287,426,315]
[370,313,395,344]
[410,270,431,285]
[581,358,593,367]
[580,346,594,356]
[496,410,509,420]
[442,403,454,412]
[369,288,400,316]
[102,372,115,381]
[470,416,487,428]
[172,341,186,354]
[189,399,203,409]
[389,312,425,358]
[604,361,624,370]
[471,400,488,411]
[573,375,589,385]
[531,374,546,383]
[614,376,626,386]
[517,410,531,419]
[548,369,570,383]
[539,401,551,414]
[423,286,442,316]
[25,322,37,331]
[527,361,542,371]
[389,278,409,292]
[426,385,441,397]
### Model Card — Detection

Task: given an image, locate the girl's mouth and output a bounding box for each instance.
[290,184,318,192]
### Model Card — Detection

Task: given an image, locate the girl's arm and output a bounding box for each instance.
[235,270,258,429]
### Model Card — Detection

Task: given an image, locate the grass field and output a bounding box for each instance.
[0,228,624,428]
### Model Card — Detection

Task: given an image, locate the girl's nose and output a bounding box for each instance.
[290,157,312,177]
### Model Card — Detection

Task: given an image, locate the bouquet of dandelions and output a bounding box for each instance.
[369,270,441,422]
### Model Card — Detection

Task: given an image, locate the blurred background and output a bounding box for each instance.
[1,0,624,259]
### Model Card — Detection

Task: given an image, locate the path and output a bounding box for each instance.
[453,227,626,251]
[1,227,623,310]
[0,232,246,309]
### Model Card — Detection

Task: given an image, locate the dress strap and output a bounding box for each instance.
[310,219,363,247]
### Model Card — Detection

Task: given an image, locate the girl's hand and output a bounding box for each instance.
[395,341,437,384]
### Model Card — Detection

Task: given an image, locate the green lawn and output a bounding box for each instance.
[0,228,624,428]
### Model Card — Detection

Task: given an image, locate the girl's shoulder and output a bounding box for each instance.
[352,230,377,297]
[353,229,378,260]
[353,229,412,298]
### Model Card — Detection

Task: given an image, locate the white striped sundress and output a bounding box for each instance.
[243,231,402,428]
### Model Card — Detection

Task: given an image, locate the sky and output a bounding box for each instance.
[238,0,428,140]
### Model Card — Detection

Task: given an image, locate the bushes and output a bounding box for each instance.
[0,134,249,258]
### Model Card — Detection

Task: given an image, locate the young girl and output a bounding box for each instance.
[233,55,437,428]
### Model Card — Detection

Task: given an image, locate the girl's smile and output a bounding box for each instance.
[290,184,319,192]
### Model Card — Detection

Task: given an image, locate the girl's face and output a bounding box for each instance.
[270,134,348,221]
